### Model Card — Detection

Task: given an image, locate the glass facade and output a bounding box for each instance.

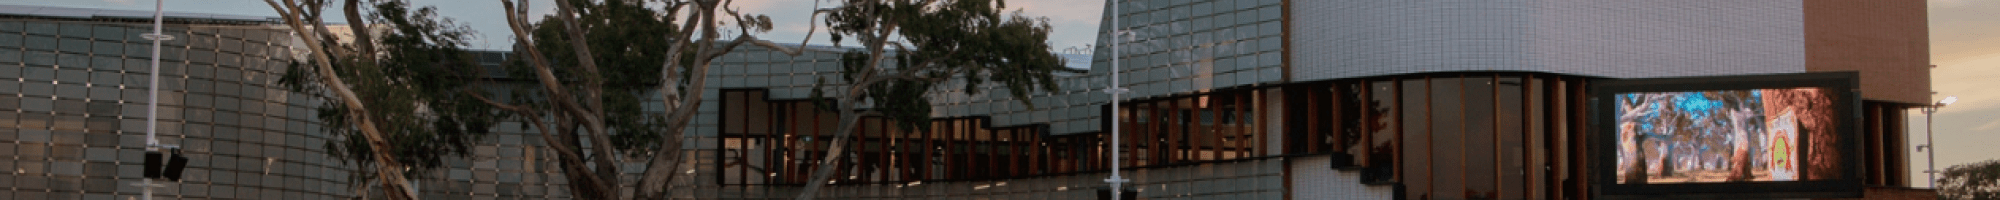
[1283,73,1593,200]
[0,19,353,199]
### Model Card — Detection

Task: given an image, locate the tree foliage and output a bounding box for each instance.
[266,0,495,199]
[794,0,1064,199]
[516,0,678,158]
[1941,159,2000,200]
[817,0,1062,130]
[491,0,789,199]
[285,0,501,181]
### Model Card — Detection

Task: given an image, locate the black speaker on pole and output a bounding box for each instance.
[163,148,188,181]
[143,150,163,179]
[1096,188,1136,200]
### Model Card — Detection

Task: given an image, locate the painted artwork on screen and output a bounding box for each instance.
[1613,87,1840,184]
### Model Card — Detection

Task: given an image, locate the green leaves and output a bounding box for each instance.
[279,0,499,181]
[820,0,1063,132]
[519,0,681,156]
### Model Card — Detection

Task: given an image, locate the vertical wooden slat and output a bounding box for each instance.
[1238,92,1252,159]
[1359,81,1373,168]
[1208,94,1222,161]
[1307,89,1321,154]
[1528,74,1544,199]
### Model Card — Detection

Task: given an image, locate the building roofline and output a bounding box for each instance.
[0,4,280,25]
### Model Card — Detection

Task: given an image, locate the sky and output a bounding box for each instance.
[1911,0,2000,187]
[3,0,1995,188]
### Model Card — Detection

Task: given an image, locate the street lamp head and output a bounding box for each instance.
[1938,96,1957,107]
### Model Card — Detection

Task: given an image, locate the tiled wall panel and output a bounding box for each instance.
[0,20,352,199]
[1288,0,1807,81]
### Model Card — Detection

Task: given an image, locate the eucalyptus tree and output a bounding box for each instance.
[793,0,1066,199]
[490,0,803,199]
[263,1,497,199]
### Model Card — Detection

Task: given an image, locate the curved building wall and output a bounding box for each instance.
[0,20,355,199]
[1288,0,1806,81]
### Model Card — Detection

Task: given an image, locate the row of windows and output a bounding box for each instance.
[716,73,1597,199]
[691,72,1927,200]
[712,86,1310,186]
[719,90,1081,184]
[1283,74,1593,200]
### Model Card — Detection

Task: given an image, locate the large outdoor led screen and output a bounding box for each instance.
[1591,72,1861,199]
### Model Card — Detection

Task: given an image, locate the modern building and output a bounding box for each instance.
[0,0,1938,199]
[685,0,1934,199]
[0,5,360,200]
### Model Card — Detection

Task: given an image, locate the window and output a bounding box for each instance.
[1401,78,1433,198]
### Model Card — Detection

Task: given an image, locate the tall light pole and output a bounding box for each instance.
[132,0,174,199]
[1102,0,1131,199]
[1919,96,1955,188]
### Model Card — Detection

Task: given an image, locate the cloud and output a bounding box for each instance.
[1929,52,2000,115]
[1973,118,2000,131]
[1934,0,1972,8]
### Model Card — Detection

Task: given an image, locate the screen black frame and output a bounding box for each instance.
[1589,72,1863,199]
